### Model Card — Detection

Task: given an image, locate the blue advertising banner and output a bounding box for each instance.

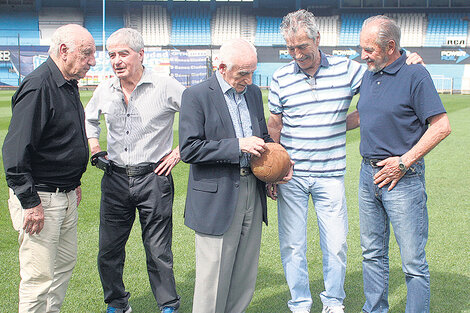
[0,46,208,87]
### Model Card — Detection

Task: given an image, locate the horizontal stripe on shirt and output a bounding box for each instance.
[269,52,365,177]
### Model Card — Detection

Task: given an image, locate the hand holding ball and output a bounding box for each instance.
[250,143,291,183]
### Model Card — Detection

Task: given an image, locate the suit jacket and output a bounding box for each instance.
[179,74,272,236]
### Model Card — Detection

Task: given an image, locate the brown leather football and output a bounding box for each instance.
[250,142,291,183]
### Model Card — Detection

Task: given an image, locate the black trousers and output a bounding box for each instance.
[97,170,180,309]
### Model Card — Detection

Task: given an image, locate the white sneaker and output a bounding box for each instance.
[321,305,344,313]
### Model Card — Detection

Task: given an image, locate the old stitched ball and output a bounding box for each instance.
[250,142,291,183]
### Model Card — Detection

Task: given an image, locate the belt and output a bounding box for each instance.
[111,162,160,177]
[35,184,77,193]
[363,158,383,167]
[240,167,252,176]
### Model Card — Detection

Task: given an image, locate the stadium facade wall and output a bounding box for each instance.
[1,45,470,92]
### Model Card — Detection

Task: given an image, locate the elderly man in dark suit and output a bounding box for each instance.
[179,38,291,313]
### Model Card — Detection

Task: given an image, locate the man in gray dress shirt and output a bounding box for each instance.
[85,28,184,313]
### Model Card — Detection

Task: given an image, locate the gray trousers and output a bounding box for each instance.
[192,174,263,313]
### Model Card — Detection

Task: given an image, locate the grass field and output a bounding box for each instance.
[0,89,469,312]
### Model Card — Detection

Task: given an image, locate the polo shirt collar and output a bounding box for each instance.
[46,57,77,87]
[293,50,329,76]
[381,50,406,75]
[215,70,247,96]
[110,65,151,90]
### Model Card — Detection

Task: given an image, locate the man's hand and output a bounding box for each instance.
[155,147,181,176]
[276,160,294,184]
[406,52,425,66]
[239,136,267,157]
[267,160,294,200]
[23,204,44,235]
[374,157,405,191]
[76,186,82,206]
[267,183,278,200]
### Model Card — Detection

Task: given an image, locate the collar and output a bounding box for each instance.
[380,50,406,75]
[215,70,247,96]
[293,50,329,77]
[46,57,76,88]
[110,66,151,91]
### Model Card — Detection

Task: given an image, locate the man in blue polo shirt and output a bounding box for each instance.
[347,15,451,313]
[268,10,424,313]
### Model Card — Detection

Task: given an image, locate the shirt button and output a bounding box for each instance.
[127,113,130,117]
[377,81,381,85]
[124,148,128,151]
[380,71,383,75]
[235,183,239,188]
[126,131,129,134]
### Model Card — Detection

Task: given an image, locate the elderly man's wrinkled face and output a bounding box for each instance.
[63,35,96,80]
[108,44,144,81]
[285,29,320,73]
[219,54,257,93]
[360,27,390,73]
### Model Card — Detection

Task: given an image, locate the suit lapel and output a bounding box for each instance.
[245,87,261,137]
[209,75,236,138]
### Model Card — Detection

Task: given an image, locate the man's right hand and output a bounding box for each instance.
[23,203,44,234]
[239,136,266,157]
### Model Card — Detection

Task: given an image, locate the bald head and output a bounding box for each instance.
[219,38,257,71]
[49,24,94,58]
[49,24,96,81]
[218,38,258,93]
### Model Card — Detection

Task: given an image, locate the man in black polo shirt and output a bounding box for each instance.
[3,24,95,312]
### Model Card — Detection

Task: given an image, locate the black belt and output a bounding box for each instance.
[240,167,252,176]
[35,184,77,193]
[111,162,160,177]
[363,158,383,167]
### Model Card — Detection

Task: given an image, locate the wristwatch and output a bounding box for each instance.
[398,156,408,173]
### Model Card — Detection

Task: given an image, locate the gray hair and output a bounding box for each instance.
[280,9,320,41]
[106,28,144,52]
[48,24,85,57]
[219,38,257,70]
[362,15,401,51]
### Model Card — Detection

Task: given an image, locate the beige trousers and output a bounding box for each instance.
[192,174,263,313]
[8,188,78,313]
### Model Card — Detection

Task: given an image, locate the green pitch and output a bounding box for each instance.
[0,89,468,312]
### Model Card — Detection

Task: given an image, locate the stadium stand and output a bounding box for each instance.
[316,15,340,47]
[38,7,84,46]
[0,11,40,45]
[170,7,211,46]
[84,8,123,46]
[124,7,142,34]
[424,13,468,47]
[388,13,426,48]
[338,13,370,46]
[142,5,171,46]
[212,6,241,46]
[254,16,284,46]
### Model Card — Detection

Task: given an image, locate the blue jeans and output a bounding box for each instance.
[278,175,348,312]
[359,159,430,313]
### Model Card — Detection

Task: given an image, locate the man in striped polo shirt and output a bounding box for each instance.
[267,10,363,313]
[267,10,423,313]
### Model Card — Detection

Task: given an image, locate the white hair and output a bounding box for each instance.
[219,38,257,70]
